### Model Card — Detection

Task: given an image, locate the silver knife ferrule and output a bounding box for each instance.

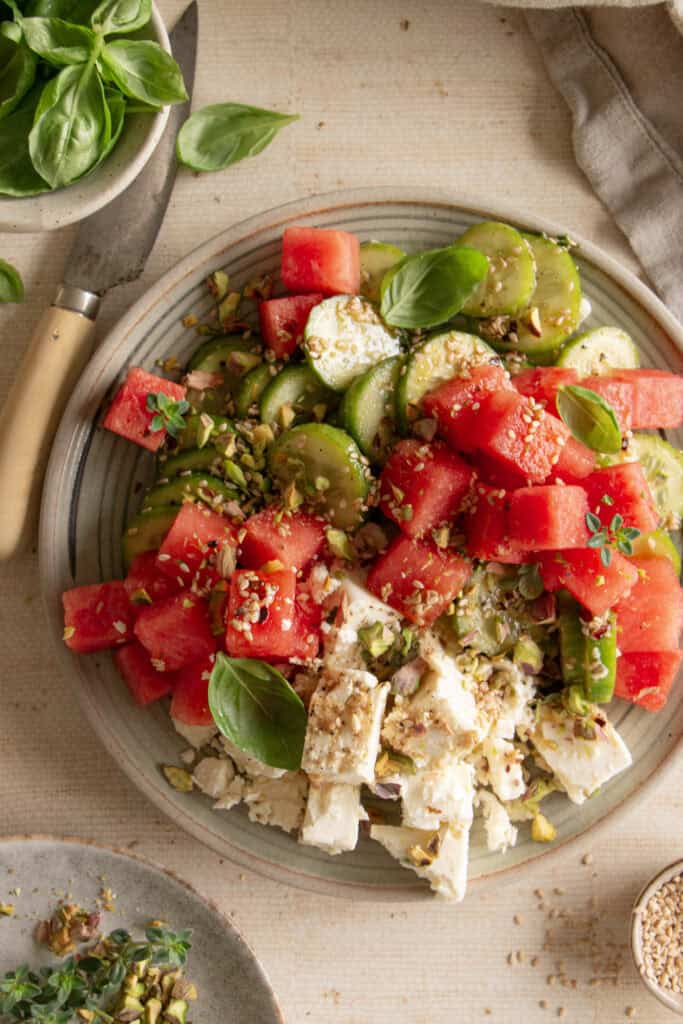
[53,284,100,321]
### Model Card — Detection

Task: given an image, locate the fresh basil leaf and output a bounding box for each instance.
[380,244,489,329]
[0,88,49,194]
[91,0,150,35]
[88,83,123,167]
[556,384,622,454]
[22,16,96,64]
[26,0,100,22]
[29,61,110,187]
[100,39,187,106]
[0,35,36,121]
[0,259,24,302]
[176,102,299,173]
[208,653,307,771]
[0,21,23,42]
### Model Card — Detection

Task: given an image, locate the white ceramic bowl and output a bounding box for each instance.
[0,4,171,234]
[632,858,683,1015]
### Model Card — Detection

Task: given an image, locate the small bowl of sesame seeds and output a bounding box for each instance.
[631,858,683,1014]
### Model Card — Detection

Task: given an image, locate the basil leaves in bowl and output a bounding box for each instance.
[0,0,181,233]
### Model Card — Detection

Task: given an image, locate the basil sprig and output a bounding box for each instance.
[0,259,24,302]
[176,102,299,173]
[556,384,622,453]
[208,653,307,771]
[379,244,489,329]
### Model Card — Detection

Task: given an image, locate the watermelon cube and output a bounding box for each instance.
[423,365,512,454]
[553,436,596,482]
[281,226,360,296]
[379,439,474,539]
[259,294,324,360]
[513,367,578,411]
[134,592,218,672]
[610,369,683,429]
[615,650,683,711]
[62,581,134,653]
[614,557,683,652]
[225,567,310,659]
[171,654,216,726]
[124,551,182,608]
[114,642,176,705]
[507,485,589,551]
[367,534,472,626]
[102,367,187,453]
[239,506,326,573]
[464,484,525,564]
[577,376,633,431]
[156,503,237,585]
[584,463,659,534]
[475,390,571,484]
[539,549,639,618]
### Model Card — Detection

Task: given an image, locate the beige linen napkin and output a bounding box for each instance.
[483,2,683,322]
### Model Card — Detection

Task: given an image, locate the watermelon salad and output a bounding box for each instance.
[61,221,683,900]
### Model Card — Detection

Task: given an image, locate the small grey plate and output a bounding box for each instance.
[0,836,283,1023]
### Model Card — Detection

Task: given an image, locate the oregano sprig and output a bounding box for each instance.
[146,391,189,437]
[585,501,640,567]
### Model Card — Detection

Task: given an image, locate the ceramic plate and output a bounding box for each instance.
[40,188,683,899]
[0,836,282,1022]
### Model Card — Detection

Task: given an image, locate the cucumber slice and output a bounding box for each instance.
[175,413,233,450]
[360,241,406,302]
[141,473,238,510]
[158,446,222,478]
[458,222,536,317]
[260,364,335,427]
[558,592,616,703]
[122,506,177,568]
[304,294,402,392]
[235,363,273,418]
[493,235,581,358]
[631,529,682,574]
[396,330,500,432]
[188,336,262,375]
[268,423,370,529]
[629,433,683,529]
[557,326,640,376]
[340,356,401,466]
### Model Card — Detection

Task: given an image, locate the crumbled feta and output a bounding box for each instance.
[193,756,235,799]
[302,669,389,785]
[220,736,286,780]
[370,823,470,902]
[530,702,631,804]
[243,772,308,833]
[401,758,474,832]
[213,776,246,811]
[481,736,526,802]
[300,781,364,855]
[477,790,518,853]
[490,668,536,741]
[324,577,400,671]
[172,718,217,749]
[307,563,341,605]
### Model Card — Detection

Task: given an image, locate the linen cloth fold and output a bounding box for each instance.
[482,2,683,322]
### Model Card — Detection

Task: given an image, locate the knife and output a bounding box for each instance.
[0,1,198,561]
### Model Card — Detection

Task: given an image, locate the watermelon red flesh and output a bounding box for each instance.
[539,549,639,618]
[239,507,326,573]
[552,436,596,482]
[156,503,237,584]
[62,581,135,653]
[423,365,512,454]
[225,567,313,659]
[508,485,589,551]
[584,463,659,534]
[615,650,683,711]
[608,369,683,429]
[464,485,525,564]
[475,390,571,483]
[102,367,187,453]
[577,376,633,430]
[170,653,216,726]
[259,294,324,360]
[281,226,360,296]
[367,534,472,626]
[134,592,218,671]
[379,439,474,539]
[114,642,176,705]
[472,453,528,491]
[124,551,182,607]
[513,367,579,410]
[614,557,683,652]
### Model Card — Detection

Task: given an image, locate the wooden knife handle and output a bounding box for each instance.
[0,305,96,560]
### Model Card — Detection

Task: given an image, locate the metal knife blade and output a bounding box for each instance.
[63,1,198,298]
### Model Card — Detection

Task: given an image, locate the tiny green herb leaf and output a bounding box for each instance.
[0,258,24,302]
[146,391,189,437]
[556,384,622,454]
[585,509,640,565]
[176,102,300,173]
[379,244,489,329]
[208,653,308,771]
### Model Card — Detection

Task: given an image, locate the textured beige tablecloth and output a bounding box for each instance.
[1,3,681,1022]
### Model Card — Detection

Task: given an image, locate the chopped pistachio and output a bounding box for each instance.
[526,306,543,337]
[251,423,274,448]
[0,903,15,916]
[162,766,193,792]
[216,545,237,580]
[283,481,303,510]
[562,685,592,718]
[223,459,248,490]
[261,559,285,573]
[531,812,557,843]
[63,626,75,640]
[218,291,241,323]
[196,413,216,449]
[278,403,296,429]
[325,528,354,560]
[358,621,394,659]
[432,525,450,549]
[312,403,327,422]
[130,588,153,606]
[208,269,230,302]
[513,635,543,674]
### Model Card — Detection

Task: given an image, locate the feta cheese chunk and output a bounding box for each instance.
[302,669,389,785]
[371,823,470,902]
[477,790,518,853]
[530,701,632,804]
[491,668,536,741]
[481,736,526,802]
[172,718,217,749]
[220,736,286,780]
[243,772,308,833]
[193,756,235,799]
[401,758,474,832]
[300,781,364,855]
[324,577,400,671]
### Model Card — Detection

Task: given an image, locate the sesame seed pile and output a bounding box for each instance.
[638,872,683,994]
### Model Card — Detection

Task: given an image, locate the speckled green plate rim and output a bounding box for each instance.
[39,187,683,902]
